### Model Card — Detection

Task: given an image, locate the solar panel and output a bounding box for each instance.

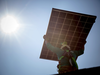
[40,8,97,61]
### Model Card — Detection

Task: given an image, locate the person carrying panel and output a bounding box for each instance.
[43,35,86,74]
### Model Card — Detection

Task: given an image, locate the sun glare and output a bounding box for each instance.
[1,15,19,34]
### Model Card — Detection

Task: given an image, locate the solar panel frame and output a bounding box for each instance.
[40,8,97,61]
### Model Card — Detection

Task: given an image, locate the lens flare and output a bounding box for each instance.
[1,15,19,34]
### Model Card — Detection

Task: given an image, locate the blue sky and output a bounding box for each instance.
[0,0,100,75]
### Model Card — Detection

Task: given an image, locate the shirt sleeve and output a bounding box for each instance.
[46,43,63,55]
[73,49,84,57]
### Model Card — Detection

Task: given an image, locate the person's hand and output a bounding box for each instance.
[43,35,49,40]
[84,40,87,44]
[43,35,46,40]
[43,35,48,44]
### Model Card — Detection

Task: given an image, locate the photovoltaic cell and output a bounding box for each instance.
[40,8,97,61]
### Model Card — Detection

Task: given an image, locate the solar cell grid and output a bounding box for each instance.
[73,15,80,20]
[64,19,72,25]
[40,8,96,61]
[66,13,74,19]
[87,17,95,23]
[59,12,66,18]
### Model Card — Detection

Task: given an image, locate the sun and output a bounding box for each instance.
[1,15,19,34]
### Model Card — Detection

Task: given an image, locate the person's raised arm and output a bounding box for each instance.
[43,35,62,54]
[73,40,86,57]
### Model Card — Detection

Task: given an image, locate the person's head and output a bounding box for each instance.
[60,42,71,50]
